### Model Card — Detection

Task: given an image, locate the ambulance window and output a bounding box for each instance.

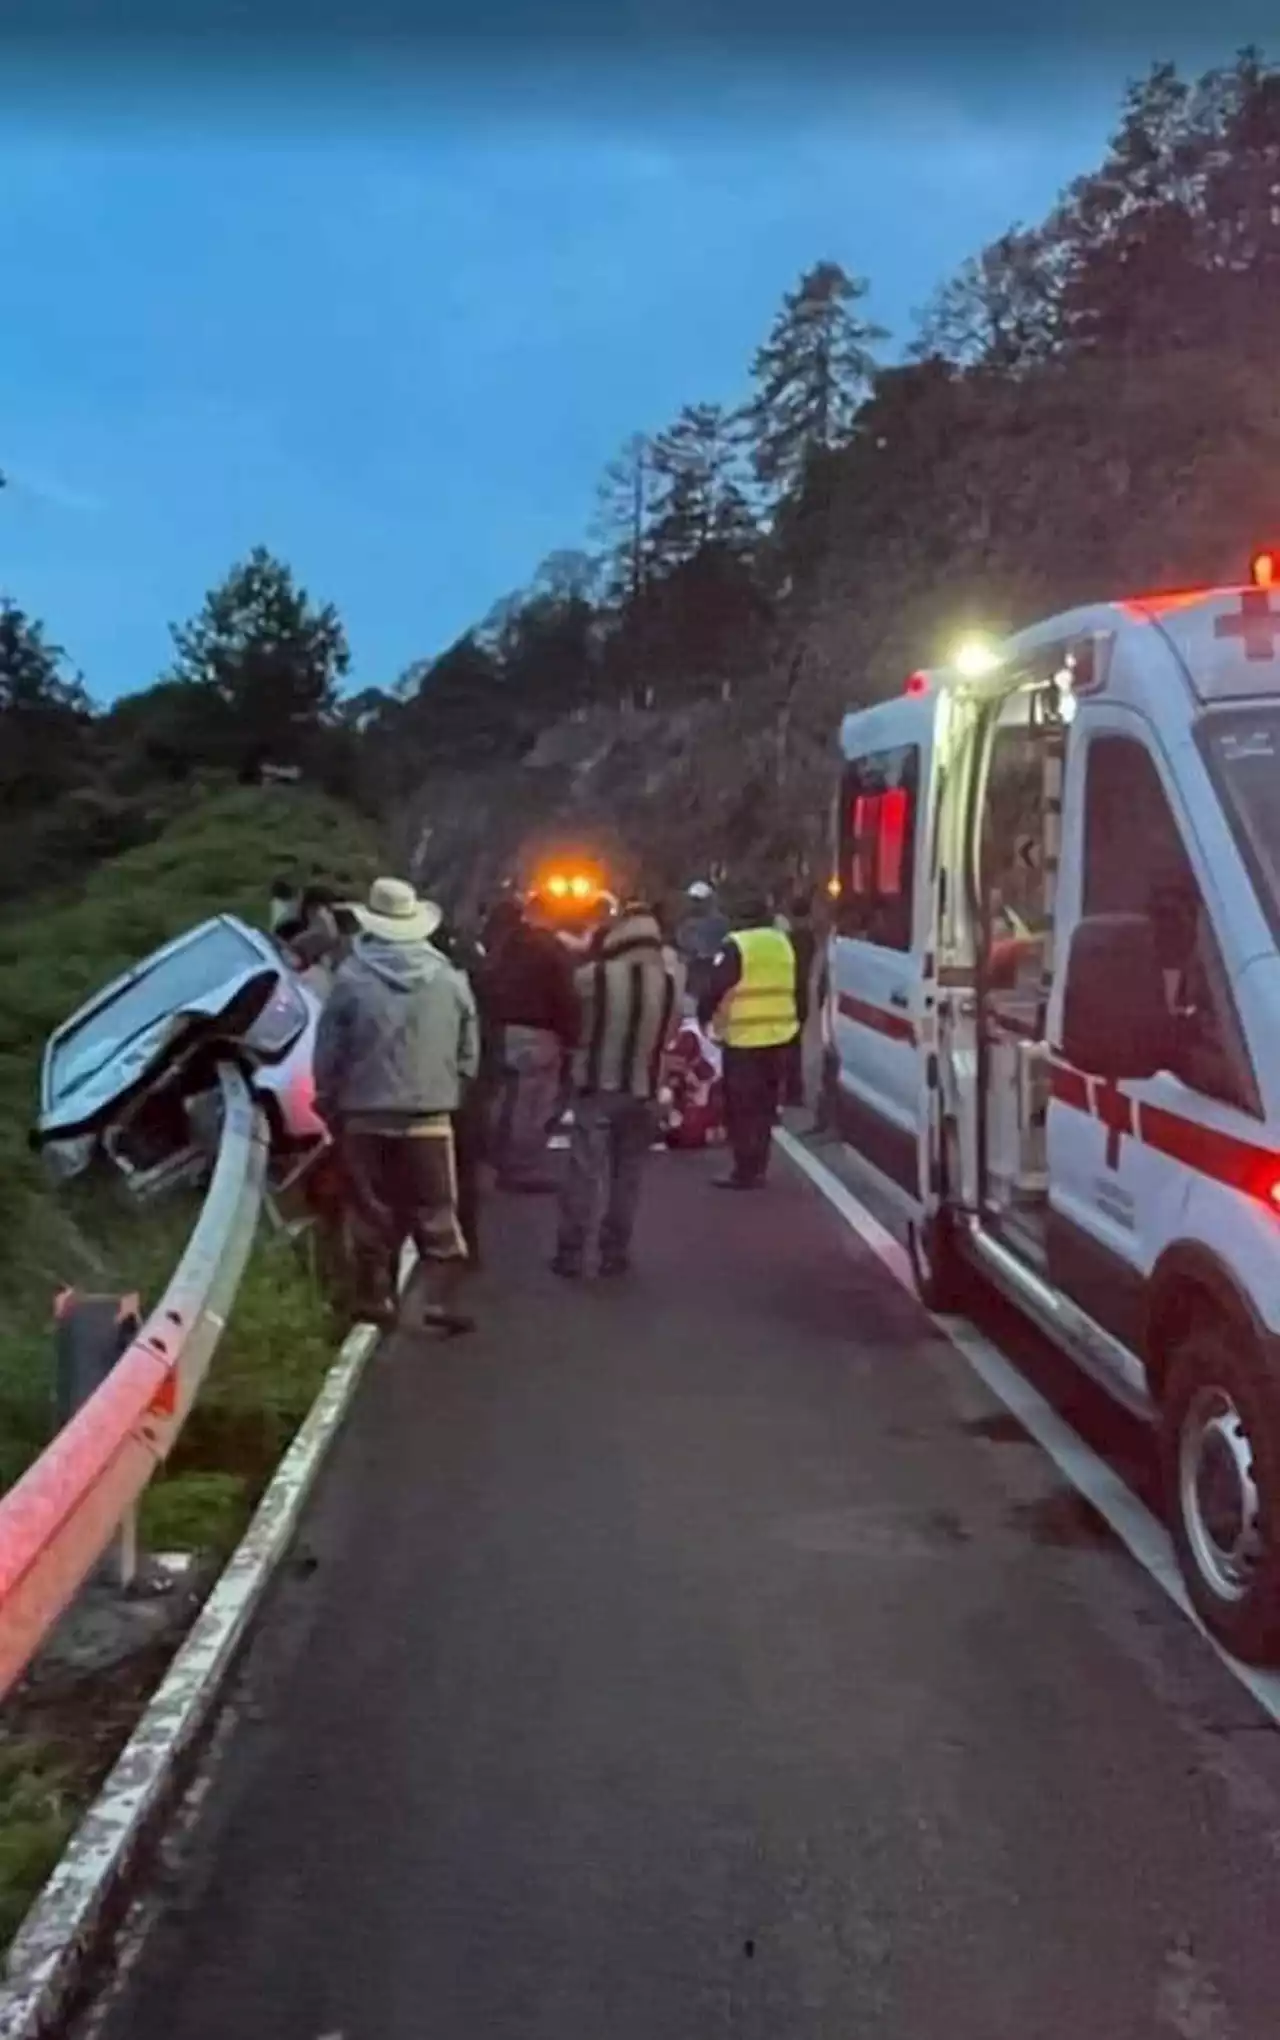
[1082,736,1258,1115]
[837,745,919,951]
[981,717,1051,942]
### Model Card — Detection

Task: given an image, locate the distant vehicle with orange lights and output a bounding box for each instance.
[825,549,1280,1662]
[525,866,619,949]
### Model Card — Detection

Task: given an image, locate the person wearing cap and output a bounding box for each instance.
[313,876,479,1334]
[697,894,800,1190]
[674,880,730,1012]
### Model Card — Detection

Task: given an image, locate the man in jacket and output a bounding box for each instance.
[314,877,479,1333]
[697,896,800,1190]
[430,911,493,1267]
[481,897,579,1193]
[552,901,677,1278]
[674,880,731,1011]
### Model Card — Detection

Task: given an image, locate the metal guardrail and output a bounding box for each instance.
[0,1063,269,1701]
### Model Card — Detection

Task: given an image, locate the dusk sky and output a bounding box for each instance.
[0,28,1258,702]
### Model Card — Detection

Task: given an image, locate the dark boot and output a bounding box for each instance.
[420,1259,475,1335]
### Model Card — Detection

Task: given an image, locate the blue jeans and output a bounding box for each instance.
[495,1024,562,1186]
[556,1092,656,1266]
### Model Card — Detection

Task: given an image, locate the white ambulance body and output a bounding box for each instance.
[826,564,1280,1662]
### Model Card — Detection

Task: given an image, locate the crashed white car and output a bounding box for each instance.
[32,916,330,1197]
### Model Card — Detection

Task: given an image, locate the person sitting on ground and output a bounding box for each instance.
[314,876,479,1335]
[552,899,678,1279]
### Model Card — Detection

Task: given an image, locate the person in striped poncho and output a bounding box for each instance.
[551,902,678,1280]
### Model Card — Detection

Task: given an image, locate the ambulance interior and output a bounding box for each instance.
[975,664,1253,1273]
[975,676,1063,1268]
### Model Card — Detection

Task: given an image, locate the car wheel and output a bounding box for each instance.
[1162,1313,1280,1666]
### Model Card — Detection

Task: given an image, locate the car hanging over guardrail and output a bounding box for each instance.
[0,1062,268,1701]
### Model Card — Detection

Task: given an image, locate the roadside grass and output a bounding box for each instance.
[0,1740,77,1949]
[0,784,382,1950]
[0,781,379,1506]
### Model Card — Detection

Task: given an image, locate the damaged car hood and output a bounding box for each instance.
[34,915,327,1167]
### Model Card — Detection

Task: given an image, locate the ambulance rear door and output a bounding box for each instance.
[829,693,939,1206]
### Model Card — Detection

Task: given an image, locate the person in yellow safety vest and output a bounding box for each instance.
[696,895,801,1190]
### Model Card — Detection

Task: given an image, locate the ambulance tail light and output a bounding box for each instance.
[904,671,931,698]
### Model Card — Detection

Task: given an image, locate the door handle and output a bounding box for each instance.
[889,989,910,1010]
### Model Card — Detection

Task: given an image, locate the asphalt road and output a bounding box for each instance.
[100,1137,1280,2040]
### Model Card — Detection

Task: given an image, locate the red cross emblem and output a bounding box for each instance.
[1215,588,1280,661]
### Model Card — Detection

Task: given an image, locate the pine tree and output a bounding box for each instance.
[745,261,886,500]
[591,434,658,606]
[0,599,91,803]
[166,546,349,774]
[647,403,756,571]
[913,226,1062,371]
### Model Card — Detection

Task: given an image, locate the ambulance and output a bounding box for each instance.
[824,551,1280,1661]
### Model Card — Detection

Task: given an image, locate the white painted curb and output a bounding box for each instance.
[0,1304,391,2040]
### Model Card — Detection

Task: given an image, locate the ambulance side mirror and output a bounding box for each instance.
[1060,913,1169,1083]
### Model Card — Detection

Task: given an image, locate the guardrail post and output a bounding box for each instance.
[53,1290,143,1590]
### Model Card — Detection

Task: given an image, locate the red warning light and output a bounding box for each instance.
[1250,548,1276,591]
[903,671,930,698]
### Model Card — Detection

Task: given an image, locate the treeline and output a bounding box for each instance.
[6,47,1280,895]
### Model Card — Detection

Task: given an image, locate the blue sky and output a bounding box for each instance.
[0,52,1215,701]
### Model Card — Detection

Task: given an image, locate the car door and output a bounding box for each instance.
[829,731,931,1200]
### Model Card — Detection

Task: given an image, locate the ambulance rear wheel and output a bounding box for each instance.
[1163,1315,1280,1666]
[907,1208,971,1316]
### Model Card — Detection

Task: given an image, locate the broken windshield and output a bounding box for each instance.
[48,922,270,1104]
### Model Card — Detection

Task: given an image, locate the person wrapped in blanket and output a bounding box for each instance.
[658,1015,725,1149]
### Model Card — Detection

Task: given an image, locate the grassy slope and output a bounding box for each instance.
[0,786,382,1938]
[0,783,380,1496]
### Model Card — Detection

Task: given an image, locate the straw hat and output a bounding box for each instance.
[351,876,442,944]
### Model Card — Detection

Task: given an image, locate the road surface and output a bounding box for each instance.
[99,1134,1280,2039]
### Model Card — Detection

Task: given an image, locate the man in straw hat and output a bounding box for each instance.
[314,876,479,1334]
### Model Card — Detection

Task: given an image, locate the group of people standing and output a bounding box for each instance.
[278,868,818,1337]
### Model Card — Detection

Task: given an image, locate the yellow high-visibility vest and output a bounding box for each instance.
[716,926,799,1049]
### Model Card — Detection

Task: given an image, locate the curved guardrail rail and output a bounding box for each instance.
[0,1063,268,1701]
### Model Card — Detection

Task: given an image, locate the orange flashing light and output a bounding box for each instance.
[534,868,604,908]
[1250,548,1276,591]
[826,873,842,899]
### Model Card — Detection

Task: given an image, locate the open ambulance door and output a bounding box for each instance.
[828,692,942,1211]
